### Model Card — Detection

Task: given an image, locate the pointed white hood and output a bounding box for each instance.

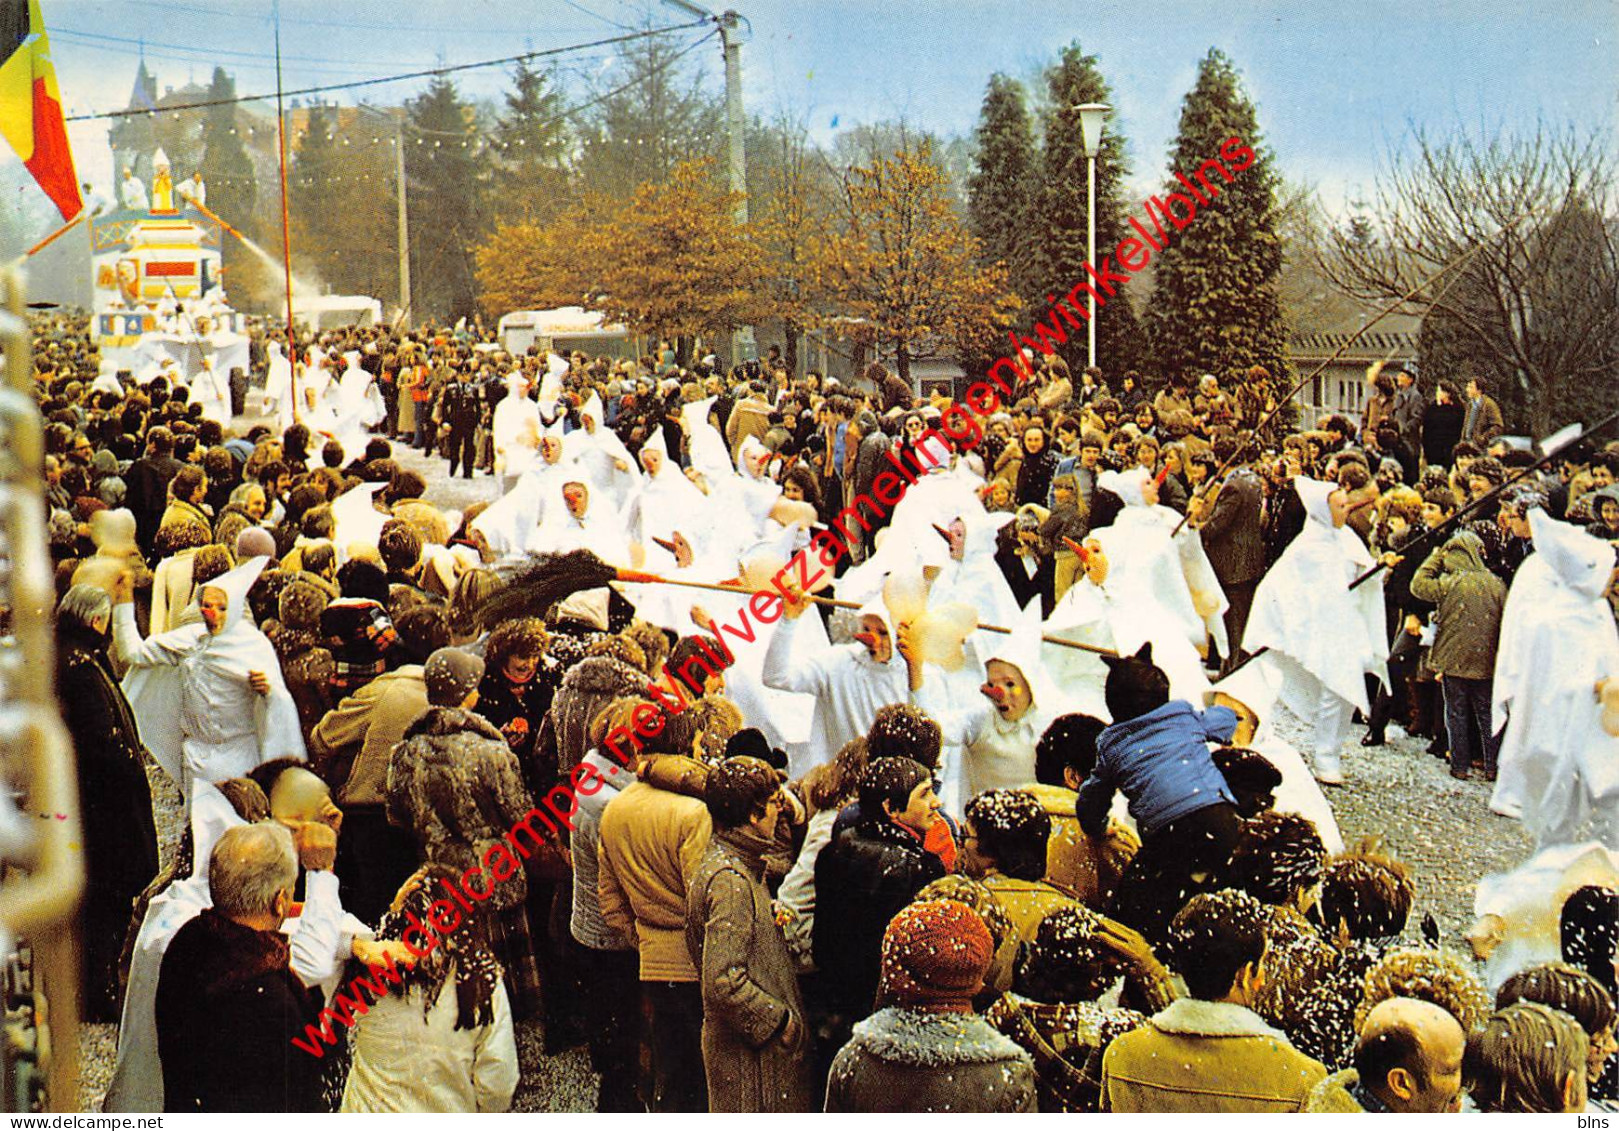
[1531,508,1615,600]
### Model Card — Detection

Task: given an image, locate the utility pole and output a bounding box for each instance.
[395,112,410,327]
[664,2,754,365]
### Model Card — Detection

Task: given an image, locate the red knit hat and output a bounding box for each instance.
[879,899,994,1008]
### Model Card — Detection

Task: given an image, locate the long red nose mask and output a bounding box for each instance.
[981,683,1006,703]
[652,537,678,555]
[1061,537,1090,562]
[854,631,879,650]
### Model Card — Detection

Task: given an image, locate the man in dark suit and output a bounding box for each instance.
[1462,377,1505,446]
[1190,436,1266,672]
[125,426,184,561]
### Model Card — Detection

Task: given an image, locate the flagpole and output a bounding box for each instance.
[273,0,298,419]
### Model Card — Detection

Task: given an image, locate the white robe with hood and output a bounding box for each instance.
[1491,509,1619,843]
[116,555,305,787]
[1245,477,1388,717]
[1091,468,1230,656]
[917,602,1067,801]
[568,392,639,512]
[491,373,541,481]
[762,596,911,771]
[263,341,296,432]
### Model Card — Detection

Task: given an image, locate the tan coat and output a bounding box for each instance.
[1027,783,1139,906]
[724,396,773,460]
[1103,998,1327,1113]
[308,665,429,807]
[158,496,211,534]
[598,778,712,982]
[979,873,1079,946]
[149,548,199,635]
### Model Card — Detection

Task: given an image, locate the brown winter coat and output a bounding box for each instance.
[978,873,1080,947]
[384,706,537,910]
[824,1006,1036,1112]
[685,830,813,1112]
[725,395,773,460]
[309,665,430,807]
[1026,783,1138,906]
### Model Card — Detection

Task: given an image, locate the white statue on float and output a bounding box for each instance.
[118,166,148,211]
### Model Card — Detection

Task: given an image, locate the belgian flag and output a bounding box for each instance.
[0,0,79,221]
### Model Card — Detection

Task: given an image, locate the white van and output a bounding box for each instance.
[294,294,383,330]
[497,306,642,360]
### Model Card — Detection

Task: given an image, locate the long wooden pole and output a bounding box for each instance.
[273,0,297,416]
[23,211,85,258]
[611,569,1118,655]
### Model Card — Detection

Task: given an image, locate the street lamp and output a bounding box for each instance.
[1075,102,1109,371]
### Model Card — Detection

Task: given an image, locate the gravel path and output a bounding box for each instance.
[78,423,1534,1111]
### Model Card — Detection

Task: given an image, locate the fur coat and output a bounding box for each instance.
[386,706,536,910]
[824,1006,1036,1112]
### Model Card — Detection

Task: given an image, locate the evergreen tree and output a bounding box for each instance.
[405,75,487,320]
[967,74,1037,310]
[1146,49,1288,388]
[197,68,256,224]
[289,101,345,284]
[488,59,571,223]
[1035,43,1146,379]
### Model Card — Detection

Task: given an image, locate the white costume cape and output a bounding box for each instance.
[1246,477,1388,716]
[116,556,305,786]
[1490,510,1619,844]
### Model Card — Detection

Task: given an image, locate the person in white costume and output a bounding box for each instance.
[189,356,232,426]
[1043,536,1211,720]
[763,591,911,772]
[491,371,541,494]
[105,773,372,1112]
[569,391,638,511]
[119,166,148,211]
[1245,476,1388,785]
[330,351,386,460]
[262,339,297,433]
[114,556,306,793]
[1491,509,1619,844]
[1091,467,1229,657]
[907,602,1067,799]
[472,432,572,558]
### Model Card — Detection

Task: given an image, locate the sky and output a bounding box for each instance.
[22,0,1619,231]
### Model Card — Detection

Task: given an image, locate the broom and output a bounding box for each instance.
[479,549,1118,656]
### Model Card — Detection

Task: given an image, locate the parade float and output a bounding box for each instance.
[88,148,250,394]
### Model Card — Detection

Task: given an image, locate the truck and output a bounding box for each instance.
[497,306,642,360]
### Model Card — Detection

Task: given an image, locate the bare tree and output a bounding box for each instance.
[1320,123,1619,436]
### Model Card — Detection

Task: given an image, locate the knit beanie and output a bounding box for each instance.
[425,646,485,706]
[879,899,994,1009]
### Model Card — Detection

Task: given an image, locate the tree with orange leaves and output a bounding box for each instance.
[810,140,1020,383]
[476,158,770,344]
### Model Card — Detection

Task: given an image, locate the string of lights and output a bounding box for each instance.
[63,20,711,123]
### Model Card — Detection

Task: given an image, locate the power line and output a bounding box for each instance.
[119,0,551,36]
[53,25,436,67]
[64,20,712,122]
